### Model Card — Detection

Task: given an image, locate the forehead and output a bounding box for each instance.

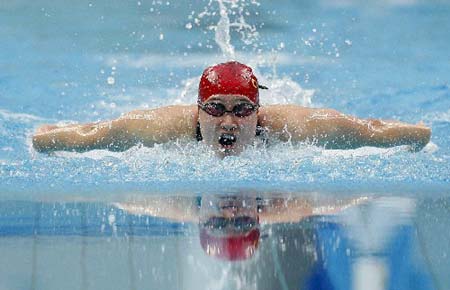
[206,94,253,103]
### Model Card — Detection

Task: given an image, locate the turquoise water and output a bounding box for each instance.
[0,0,449,289]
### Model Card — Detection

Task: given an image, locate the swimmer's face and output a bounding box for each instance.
[198,95,258,157]
[199,195,259,233]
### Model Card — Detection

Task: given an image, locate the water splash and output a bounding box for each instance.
[215,0,235,59]
[3,0,446,201]
[258,76,314,106]
[173,0,314,107]
[193,0,260,57]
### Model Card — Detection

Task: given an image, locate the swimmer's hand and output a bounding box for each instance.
[406,121,431,152]
[358,119,431,152]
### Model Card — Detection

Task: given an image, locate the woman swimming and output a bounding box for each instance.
[32,61,431,157]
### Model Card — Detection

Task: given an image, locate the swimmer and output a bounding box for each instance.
[32,61,431,157]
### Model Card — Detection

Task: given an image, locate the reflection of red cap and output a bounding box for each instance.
[198,61,260,104]
[200,228,260,261]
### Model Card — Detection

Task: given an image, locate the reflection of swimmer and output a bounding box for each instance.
[33,61,431,157]
[198,196,260,261]
[115,194,368,261]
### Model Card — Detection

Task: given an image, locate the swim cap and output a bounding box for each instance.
[199,227,260,261]
[198,61,260,104]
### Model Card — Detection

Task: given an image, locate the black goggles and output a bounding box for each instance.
[198,101,259,118]
[202,216,258,232]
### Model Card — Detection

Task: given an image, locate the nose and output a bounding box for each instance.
[220,113,238,132]
[221,208,238,218]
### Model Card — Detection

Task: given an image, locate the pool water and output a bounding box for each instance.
[0,0,449,289]
[0,194,449,290]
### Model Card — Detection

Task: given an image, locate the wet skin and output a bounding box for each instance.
[197,95,258,158]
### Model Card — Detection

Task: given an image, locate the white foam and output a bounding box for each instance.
[258,76,314,106]
[424,109,450,123]
[54,148,127,160]
[171,76,201,104]
[0,109,44,122]
[166,73,314,107]
[320,145,408,159]
[48,140,412,181]
[422,141,439,154]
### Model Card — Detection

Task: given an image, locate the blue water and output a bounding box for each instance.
[0,1,449,289]
[0,195,449,290]
[0,0,449,199]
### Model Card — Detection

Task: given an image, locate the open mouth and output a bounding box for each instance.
[219,133,237,150]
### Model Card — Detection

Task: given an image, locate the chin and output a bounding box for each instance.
[216,145,242,158]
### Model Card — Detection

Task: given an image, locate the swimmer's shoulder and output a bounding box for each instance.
[258,104,315,126]
[122,105,197,119]
[117,105,198,139]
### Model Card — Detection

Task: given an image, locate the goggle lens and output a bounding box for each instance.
[200,102,258,117]
[203,216,257,232]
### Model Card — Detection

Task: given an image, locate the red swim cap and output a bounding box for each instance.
[198,61,260,104]
[199,227,260,261]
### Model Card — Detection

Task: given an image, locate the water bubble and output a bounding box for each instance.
[159,33,164,40]
[107,77,115,85]
[345,39,352,46]
[185,22,192,29]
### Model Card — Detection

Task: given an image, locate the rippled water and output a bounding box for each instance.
[0,0,449,289]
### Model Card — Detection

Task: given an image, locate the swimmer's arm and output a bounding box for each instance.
[113,197,199,223]
[258,198,313,224]
[259,105,431,151]
[304,109,431,151]
[32,105,198,153]
[259,196,370,224]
